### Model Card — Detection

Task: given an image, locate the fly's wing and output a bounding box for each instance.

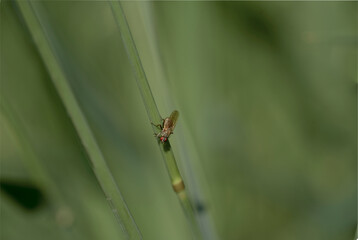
[168,110,179,130]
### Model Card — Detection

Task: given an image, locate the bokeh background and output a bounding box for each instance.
[1,1,356,240]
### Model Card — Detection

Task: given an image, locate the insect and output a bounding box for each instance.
[152,110,179,143]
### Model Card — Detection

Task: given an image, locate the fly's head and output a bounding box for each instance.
[159,136,168,143]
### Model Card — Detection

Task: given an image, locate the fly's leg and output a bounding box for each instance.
[153,132,161,139]
[151,122,163,130]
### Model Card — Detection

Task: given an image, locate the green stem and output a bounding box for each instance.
[109,1,200,238]
[14,1,142,239]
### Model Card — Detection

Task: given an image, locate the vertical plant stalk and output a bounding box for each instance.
[109,1,200,237]
[137,4,218,239]
[14,1,142,239]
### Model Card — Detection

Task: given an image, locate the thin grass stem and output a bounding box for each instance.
[14,1,142,239]
[109,1,201,238]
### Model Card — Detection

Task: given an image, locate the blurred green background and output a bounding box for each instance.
[1,1,356,240]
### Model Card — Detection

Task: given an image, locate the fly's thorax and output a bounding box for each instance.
[161,129,172,138]
[157,129,171,138]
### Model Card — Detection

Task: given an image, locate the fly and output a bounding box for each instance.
[152,110,179,143]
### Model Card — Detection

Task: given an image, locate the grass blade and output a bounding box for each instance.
[14,1,142,239]
[135,3,219,239]
[109,1,201,238]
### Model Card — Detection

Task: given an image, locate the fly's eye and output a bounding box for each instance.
[160,137,164,141]
[163,138,167,142]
